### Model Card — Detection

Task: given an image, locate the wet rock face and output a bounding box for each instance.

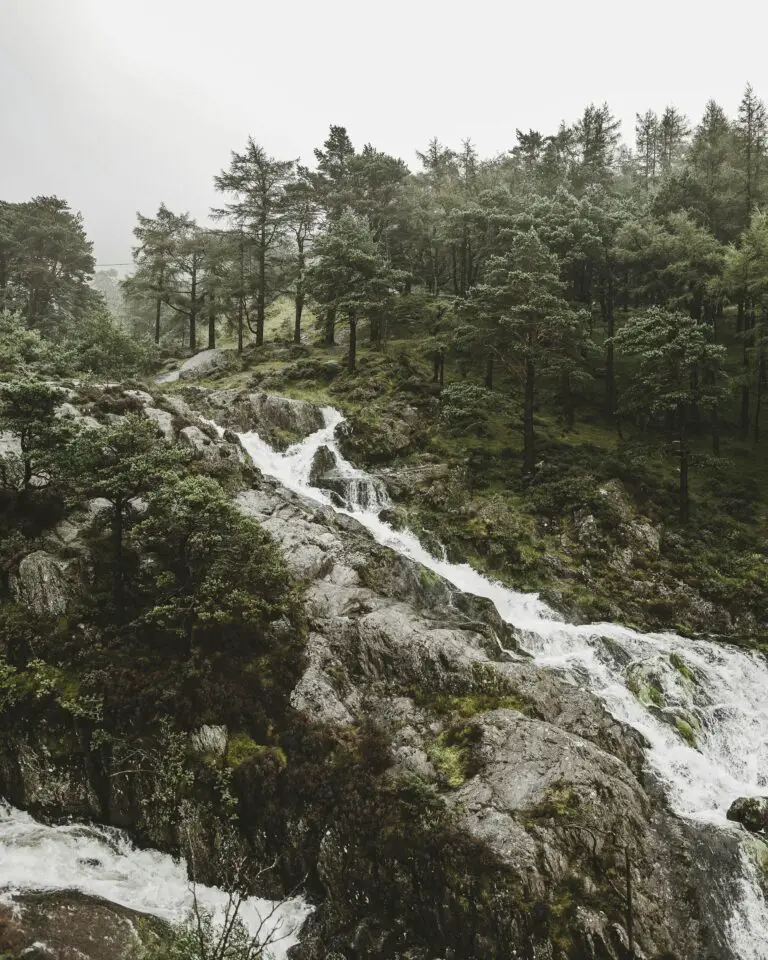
[727,796,768,833]
[1,893,161,960]
[190,388,324,447]
[308,445,337,486]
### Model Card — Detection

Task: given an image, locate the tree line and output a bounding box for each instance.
[117,85,768,518]
[3,85,767,521]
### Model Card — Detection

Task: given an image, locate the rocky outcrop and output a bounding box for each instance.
[55,402,101,430]
[336,402,424,463]
[178,425,222,461]
[142,405,175,440]
[178,348,241,381]
[235,480,741,960]
[11,551,77,616]
[182,388,324,448]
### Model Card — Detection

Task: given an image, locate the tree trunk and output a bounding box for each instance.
[237,232,245,354]
[113,504,124,607]
[294,239,305,344]
[679,410,689,524]
[207,302,216,350]
[324,306,336,346]
[294,290,304,345]
[741,310,754,439]
[690,366,701,433]
[348,315,357,374]
[711,401,720,456]
[154,297,162,345]
[485,355,494,390]
[257,238,266,346]
[189,265,197,353]
[370,313,380,346]
[438,350,445,387]
[604,277,615,415]
[562,369,574,429]
[754,344,765,443]
[523,356,535,475]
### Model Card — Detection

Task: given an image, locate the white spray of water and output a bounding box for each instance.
[235,407,768,959]
[0,805,309,958]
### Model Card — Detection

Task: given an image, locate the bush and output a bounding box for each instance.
[440,382,492,435]
[56,302,159,377]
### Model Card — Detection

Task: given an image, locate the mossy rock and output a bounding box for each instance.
[226,733,287,769]
[675,717,697,748]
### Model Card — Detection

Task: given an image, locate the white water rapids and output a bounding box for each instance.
[236,407,768,959]
[0,806,309,957]
[1,405,766,957]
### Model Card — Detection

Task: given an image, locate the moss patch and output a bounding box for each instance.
[675,718,698,749]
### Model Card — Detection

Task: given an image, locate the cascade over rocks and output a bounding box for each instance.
[0,382,762,960]
[234,479,744,960]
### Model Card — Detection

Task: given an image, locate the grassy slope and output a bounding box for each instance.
[166,295,768,646]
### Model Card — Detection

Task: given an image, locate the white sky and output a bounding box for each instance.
[1,0,765,265]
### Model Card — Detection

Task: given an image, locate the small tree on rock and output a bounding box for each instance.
[0,379,66,492]
[66,415,189,606]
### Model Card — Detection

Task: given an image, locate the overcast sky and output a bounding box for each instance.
[1,0,765,267]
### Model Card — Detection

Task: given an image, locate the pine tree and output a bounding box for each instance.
[658,106,690,175]
[722,212,768,440]
[635,110,660,190]
[284,167,320,344]
[306,213,394,373]
[615,308,727,521]
[0,197,94,329]
[467,230,585,472]
[572,103,621,191]
[214,139,295,346]
[312,125,356,222]
[735,83,768,228]
[689,100,739,240]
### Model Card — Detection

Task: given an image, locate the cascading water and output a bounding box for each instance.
[2,406,765,957]
[236,407,768,959]
[0,805,309,957]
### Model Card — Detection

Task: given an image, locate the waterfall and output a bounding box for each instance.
[2,405,765,958]
[236,407,768,959]
[0,805,309,957]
